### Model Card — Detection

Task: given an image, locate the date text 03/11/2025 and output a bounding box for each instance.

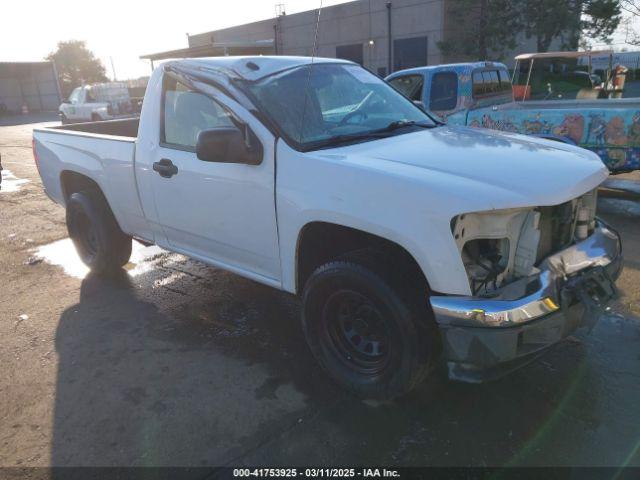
[232,468,401,478]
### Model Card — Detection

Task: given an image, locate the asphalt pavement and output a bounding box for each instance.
[1,115,640,467]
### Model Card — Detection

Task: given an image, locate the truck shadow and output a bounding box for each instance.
[50,260,640,467]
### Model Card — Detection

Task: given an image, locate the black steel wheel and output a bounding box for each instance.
[73,208,99,264]
[66,190,132,274]
[302,252,438,400]
[322,289,392,376]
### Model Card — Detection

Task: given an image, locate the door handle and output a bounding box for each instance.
[153,159,178,178]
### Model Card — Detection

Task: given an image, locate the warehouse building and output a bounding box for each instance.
[141,0,553,76]
[0,62,62,114]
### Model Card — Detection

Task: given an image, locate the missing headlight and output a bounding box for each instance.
[462,238,510,295]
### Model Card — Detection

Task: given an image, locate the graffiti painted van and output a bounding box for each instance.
[387,52,640,173]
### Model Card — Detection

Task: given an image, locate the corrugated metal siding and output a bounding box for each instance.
[0,62,61,113]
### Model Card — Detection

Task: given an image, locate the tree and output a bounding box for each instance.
[438,0,523,61]
[46,40,107,98]
[522,0,622,52]
[439,0,622,61]
[621,0,640,45]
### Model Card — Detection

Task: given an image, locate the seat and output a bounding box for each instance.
[576,88,600,100]
[169,91,229,147]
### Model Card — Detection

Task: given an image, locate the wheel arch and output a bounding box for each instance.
[294,221,431,296]
[59,170,123,231]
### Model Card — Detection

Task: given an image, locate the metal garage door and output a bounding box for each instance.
[0,62,62,113]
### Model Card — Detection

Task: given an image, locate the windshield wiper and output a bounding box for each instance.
[380,120,435,132]
[304,131,389,150]
[303,120,437,151]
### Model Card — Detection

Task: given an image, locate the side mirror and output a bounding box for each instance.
[196,126,262,165]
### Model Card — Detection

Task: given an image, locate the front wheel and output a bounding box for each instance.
[302,255,438,400]
[66,191,132,274]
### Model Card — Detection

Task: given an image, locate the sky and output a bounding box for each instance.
[2,0,348,79]
[2,0,639,80]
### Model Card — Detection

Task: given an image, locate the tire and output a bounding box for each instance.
[60,113,69,125]
[66,191,132,274]
[302,251,439,400]
[91,113,101,122]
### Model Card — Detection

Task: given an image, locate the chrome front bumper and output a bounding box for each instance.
[429,221,623,382]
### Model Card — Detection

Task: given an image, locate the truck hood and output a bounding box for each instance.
[320,125,608,211]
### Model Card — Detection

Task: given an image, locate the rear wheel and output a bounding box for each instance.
[66,191,132,274]
[302,251,439,400]
[60,113,69,125]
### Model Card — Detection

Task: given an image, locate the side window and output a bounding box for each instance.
[482,71,499,94]
[162,77,234,150]
[473,69,511,98]
[429,72,458,111]
[85,88,97,103]
[498,69,512,92]
[388,75,424,102]
[472,72,485,97]
[68,87,81,104]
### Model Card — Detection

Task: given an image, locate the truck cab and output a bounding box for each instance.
[387,62,514,121]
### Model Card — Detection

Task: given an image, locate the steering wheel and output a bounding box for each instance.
[338,91,374,127]
[339,110,368,126]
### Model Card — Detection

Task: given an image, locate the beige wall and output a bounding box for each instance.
[187,0,568,74]
[276,0,446,73]
[188,0,447,74]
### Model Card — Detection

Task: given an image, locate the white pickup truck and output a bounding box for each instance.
[33,56,623,399]
[59,82,134,124]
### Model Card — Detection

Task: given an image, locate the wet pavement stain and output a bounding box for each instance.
[0,169,29,193]
[255,376,288,400]
[33,238,167,279]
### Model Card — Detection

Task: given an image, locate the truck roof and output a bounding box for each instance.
[385,61,508,80]
[514,50,614,60]
[163,55,354,82]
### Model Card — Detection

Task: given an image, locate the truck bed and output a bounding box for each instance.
[467,98,640,172]
[33,117,147,240]
[500,98,640,111]
[52,118,139,138]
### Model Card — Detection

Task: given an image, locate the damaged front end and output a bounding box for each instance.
[431,189,623,382]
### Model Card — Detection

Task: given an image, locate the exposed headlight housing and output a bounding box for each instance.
[451,189,598,297]
[451,208,537,296]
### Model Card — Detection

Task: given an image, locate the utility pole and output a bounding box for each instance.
[386,2,392,74]
[110,57,117,81]
[275,3,286,55]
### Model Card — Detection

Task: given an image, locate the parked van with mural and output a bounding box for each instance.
[387,51,640,173]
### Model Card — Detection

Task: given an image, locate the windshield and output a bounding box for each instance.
[241,63,436,150]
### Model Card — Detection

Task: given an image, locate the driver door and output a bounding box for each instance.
[148,76,281,283]
[64,87,82,121]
